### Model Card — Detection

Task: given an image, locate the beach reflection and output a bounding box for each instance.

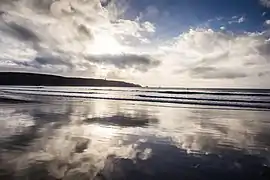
[0,100,270,179]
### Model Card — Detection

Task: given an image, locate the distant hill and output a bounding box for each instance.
[0,72,141,87]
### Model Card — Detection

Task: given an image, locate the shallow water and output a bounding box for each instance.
[0,87,270,179]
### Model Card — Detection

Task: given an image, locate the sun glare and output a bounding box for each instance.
[89,34,125,55]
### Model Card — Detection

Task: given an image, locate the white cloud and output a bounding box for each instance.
[238,16,245,23]
[220,26,226,30]
[142,28,270,87]
[141,21,155,33]
[260,0,270,7]
[0,0,157,74]
[228,16,245,24]
[265,20,270,25]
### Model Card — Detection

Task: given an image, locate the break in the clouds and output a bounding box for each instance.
[1,0,270,87]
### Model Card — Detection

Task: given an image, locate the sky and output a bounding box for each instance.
[1,0,270,87]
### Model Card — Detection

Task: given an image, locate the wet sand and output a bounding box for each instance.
[0,99,270,180]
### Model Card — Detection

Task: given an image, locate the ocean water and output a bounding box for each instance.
[0,86,270,180]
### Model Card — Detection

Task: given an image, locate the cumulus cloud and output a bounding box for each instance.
[141,21,155,33]
[155,28,270,86]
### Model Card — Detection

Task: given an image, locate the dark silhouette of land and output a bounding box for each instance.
[0,72,140,87]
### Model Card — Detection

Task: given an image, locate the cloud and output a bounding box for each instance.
[111,19,156,46]
[100,0,112,7]
[141,21,155,33]
[77,24,94,40]
[258,71,270,77]
[1,21,40,42]
[33,55,73,68]
[0,0,158,76]
[260,0,270,7]
[228,16,245,24]
[86,54,160,72]
[154,28,270,86]
[189,66,247,79]
[265,20,270,25]
[220,26,226,30]
[238,16,245,23]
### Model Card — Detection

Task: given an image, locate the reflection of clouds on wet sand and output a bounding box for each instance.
[10,124,138,179]
[0,104,75,150]
[85,114,158,127]
[0,108,34,138]
[0,100,270,179]
[0,101,157,179]
[155,108,270,154]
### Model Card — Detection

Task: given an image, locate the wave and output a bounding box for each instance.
[0,96,38,103]
[87,88,270,97]
[138,95,270,104]
[1,89,270,110]
[0,88,99,95]
[156,91,270,97]
[2,87,270,97]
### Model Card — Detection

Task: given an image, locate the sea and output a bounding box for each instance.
[0,86,270,180]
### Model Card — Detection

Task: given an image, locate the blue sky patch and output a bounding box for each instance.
[123,0,270,38]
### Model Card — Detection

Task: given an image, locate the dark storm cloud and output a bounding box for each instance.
[190,66,247,79]
[86,54,160,72]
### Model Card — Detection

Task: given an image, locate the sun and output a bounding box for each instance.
[89,34,125,55]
